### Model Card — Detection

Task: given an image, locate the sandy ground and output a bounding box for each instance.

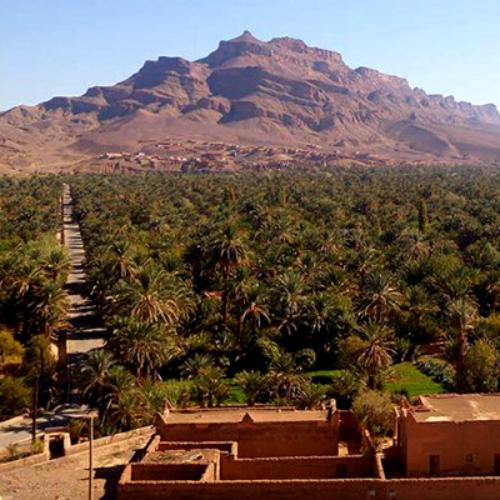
[0,434,149,500]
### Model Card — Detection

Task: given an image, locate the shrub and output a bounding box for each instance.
[294,383,326,410]
[234,370,268,406]
[0,376,31,418]
[464,340,499,393]
[352,390,394,443]
[0,330,24,367]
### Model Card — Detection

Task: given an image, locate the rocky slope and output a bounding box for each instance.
[1,31,500,172]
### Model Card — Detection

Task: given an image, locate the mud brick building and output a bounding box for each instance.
[118,396,500,500]
[397,394,500,477]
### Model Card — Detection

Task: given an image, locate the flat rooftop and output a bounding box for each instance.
[412,394,500,423]
[164,407,328,424]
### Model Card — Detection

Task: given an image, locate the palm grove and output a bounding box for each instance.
[0,176,70,422]
[0,166,499,438]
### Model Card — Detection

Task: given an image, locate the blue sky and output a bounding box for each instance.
[1,0,499,111]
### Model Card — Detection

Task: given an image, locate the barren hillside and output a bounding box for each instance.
[1,31,500,172]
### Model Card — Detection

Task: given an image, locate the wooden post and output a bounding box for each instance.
[31,375,39,443]
[89,415,94,500]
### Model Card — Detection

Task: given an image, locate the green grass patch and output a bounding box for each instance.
[227,383,246,404]
[306,369,342,385]
[385,362,444,400]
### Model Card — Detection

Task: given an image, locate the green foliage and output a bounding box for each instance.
[417,198,429,233]
[415,357,455,390]
[22,335,56,377]
[190,366,231,408]
[352,390,394,442]
[234,370,268,406]
[107,318,181,378]
[293,382,327,410]
[0,376,31,418]
[65,167,499,422]
[0,329,24,367]
[329,370,364,409]
[464,340,499,393]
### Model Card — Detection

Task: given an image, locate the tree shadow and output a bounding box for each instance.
[94,464,125,500]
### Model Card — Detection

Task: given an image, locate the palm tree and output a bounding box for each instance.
[295,383,326,410]
[239,286,270,337]
[181,353,215,379]
[355,321,395,389]
[107,319,181,379]
[41,248,70,282]
[106,365,143,429]
[446,297,479,391]
[211,227,246,324]
[80,349,115,405]
[267,349,305,401]
[330,370,363,409]
[397,229,430,260]
[309,292,335,334]
[117,266,184,325]
[273,271,305,335]
[0,255,42,301]
[29,281,69,339]
[234,370,268,406]
[105,240,137,282]
[360,272,404,322]
[191,366,230,408]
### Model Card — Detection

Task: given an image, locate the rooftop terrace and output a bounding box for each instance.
[412,394,500,423]
[163,407,328,424]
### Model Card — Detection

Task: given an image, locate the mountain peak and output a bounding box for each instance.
[200,31,271,67]
[231,30,260,43]
[2,33,500,170]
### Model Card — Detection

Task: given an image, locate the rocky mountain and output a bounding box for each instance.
[1,31,500,172]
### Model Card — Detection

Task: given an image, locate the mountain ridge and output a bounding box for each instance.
[1,31,500,172]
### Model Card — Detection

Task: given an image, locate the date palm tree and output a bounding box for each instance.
[80,349,115,408]
[355,321,395,389]
[191,365,230,408]
[234,370,268,406]
[117,266,183,326]
[41,248,71,282]
[211,227,246,324]
[239,286,270,337]
[104,240,137,282]
[273,271,305,335]
[107,319,181,379]
[360,272,404,322]
[29,281,69,339]
[446,297,479,391]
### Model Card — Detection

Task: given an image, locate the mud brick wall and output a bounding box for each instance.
[118,476,500,500]
[220,454,373,479]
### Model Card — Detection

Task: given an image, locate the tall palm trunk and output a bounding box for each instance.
[222,266,230,325]
[455,328,468,392]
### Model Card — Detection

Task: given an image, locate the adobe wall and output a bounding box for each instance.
[400,415,500,476]
[156,419,338,458]
[131,463,208,481]
[220,454,373,479]
[158,441,235,454]
[237,421,338,457]
[118,476,500,500]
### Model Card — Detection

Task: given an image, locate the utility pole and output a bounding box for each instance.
[68,409,98,500]
[88,414,94,500]
[31,374,39,443]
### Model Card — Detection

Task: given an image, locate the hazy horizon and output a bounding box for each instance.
[1,0,500,112]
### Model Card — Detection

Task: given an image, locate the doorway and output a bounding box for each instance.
[494,454,500,475]
[429,455,440,476]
